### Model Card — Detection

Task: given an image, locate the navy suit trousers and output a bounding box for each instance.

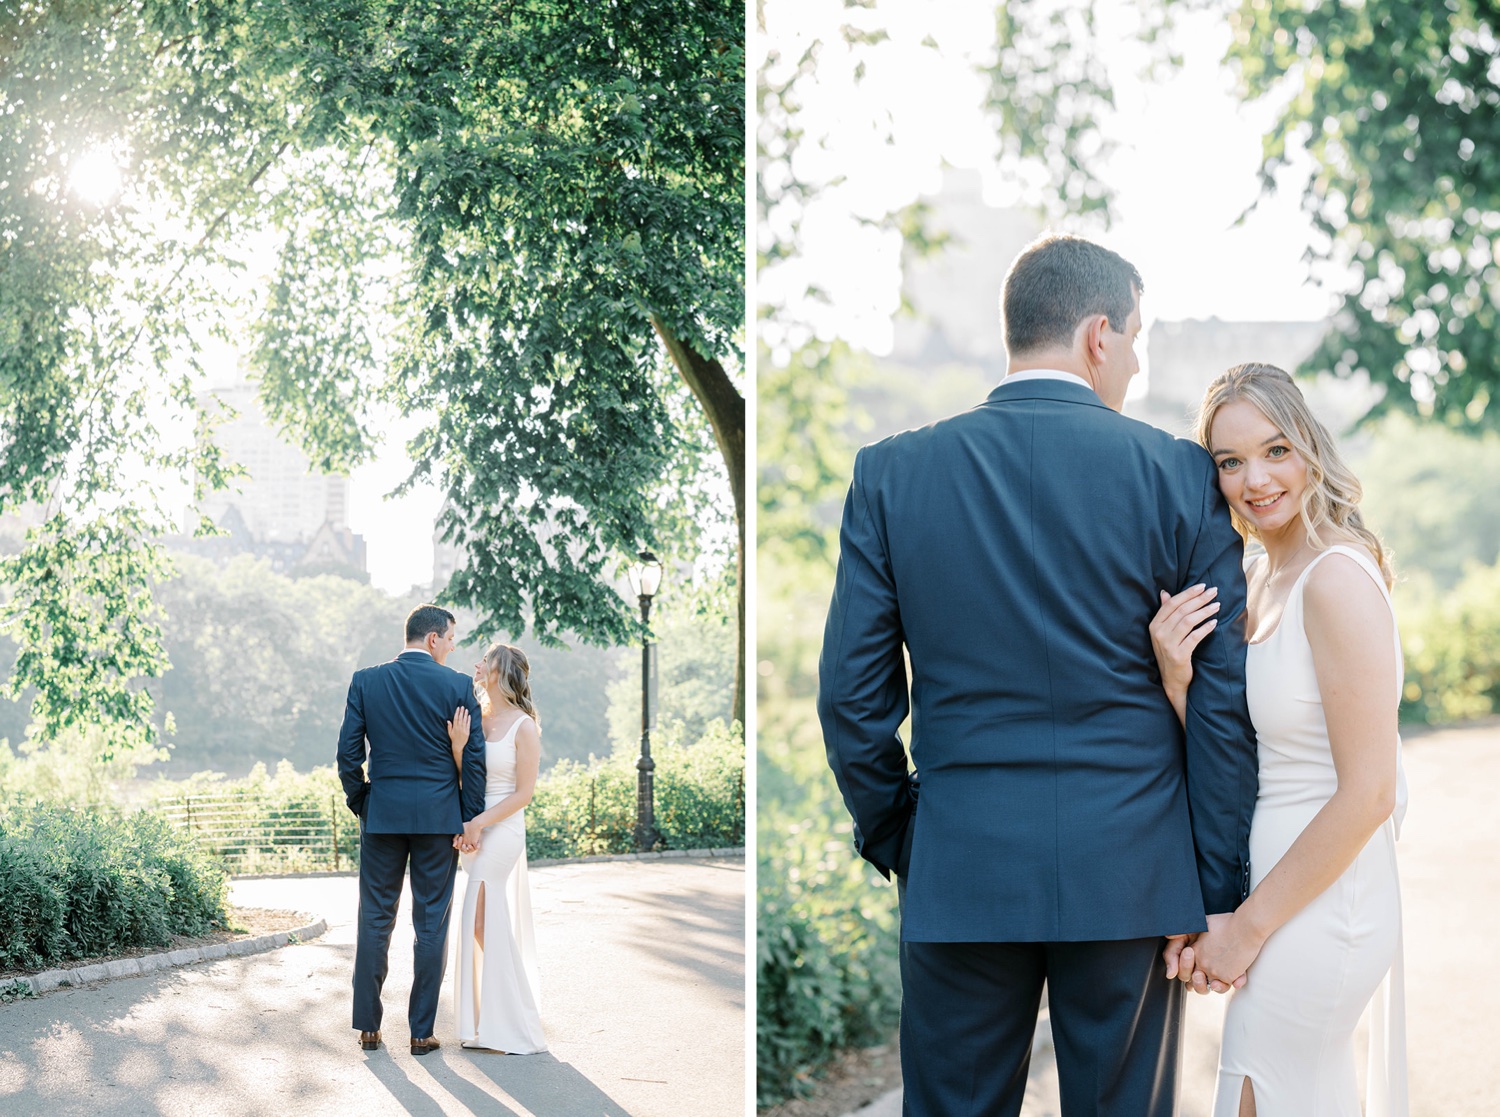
[352,827,459,1037]
[900,931,1185,1117]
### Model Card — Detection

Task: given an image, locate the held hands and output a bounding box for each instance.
[1149,584,1221,702]
[1163,912,1260,995]
[453,818,485,855]
[447,706,470,751]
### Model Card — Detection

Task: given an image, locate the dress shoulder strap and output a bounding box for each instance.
[1306,543,1390,599]
[1298,543,1404,693]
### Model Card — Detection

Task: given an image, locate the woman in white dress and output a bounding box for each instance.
[446,642,547,1054]
[1150,364,1406,1116]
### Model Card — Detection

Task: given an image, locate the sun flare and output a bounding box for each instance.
[68,145,125,205]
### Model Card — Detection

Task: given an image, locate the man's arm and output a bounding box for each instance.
[1179,448,1258,915]
[459,689,487,823]
[816,446,915,880]
[336,675,370,817]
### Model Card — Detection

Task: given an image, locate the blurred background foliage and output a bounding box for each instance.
[0,550,735,779]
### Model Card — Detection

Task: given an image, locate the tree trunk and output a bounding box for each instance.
[650,315,746,728]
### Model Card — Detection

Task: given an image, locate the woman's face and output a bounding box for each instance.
[474,658,494,688]
[1207,399,1310,538]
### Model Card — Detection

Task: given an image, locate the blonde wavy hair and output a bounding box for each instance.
[1196,363,1393,588]
[474,643,540,726]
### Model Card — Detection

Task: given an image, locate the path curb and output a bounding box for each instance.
[10,914,328,999]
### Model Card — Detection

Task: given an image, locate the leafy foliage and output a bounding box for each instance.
[0,799,228,971]
[525,719,745,858]
[1351,414,1500,588]
[141,721,743,871]
[260,0,747,704]
[993,0,1500,428]
[0,0,743,759]
[0,725,167,808]
[756,322,900,1102]
[1398,559,1500,724]
[1217,0,1500,430]
[149,554,616,775]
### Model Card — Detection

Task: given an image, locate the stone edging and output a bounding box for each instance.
[231,846,747,880]
[9,914,328,999]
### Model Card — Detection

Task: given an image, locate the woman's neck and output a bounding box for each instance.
[1260,521,1313,577]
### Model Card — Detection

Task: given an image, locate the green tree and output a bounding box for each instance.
[1350,414,1500,588]
[1216,0,1500,430]
[0,0,743,757]
[258,0,747,721]
[983,0,1500,429]
[147,555,615,776]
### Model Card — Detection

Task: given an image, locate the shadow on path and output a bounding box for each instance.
[0,857,740,1117]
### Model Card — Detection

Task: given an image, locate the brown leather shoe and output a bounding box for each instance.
[410,1036,441,1056]
[359,1030,381,1050]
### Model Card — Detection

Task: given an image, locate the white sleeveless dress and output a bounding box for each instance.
[1213,545,1408,1115]
[455,714,547,1053]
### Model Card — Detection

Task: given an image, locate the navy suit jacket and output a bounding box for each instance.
[336,650,487,834]
[817,378,1258,942]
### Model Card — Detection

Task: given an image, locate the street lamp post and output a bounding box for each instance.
[628,551,663,852]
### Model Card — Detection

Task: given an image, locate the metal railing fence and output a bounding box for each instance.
[155,766,746,875]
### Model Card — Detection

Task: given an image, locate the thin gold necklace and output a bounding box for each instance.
[1264,539,1313,582]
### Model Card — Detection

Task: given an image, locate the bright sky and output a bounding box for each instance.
[348,414,444,595]
[761,0,1335,361]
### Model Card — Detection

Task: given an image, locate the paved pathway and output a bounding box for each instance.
[0,855,746,1117]
[844,721,1500,1117]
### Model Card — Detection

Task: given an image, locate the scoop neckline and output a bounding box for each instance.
[483,712,529,743]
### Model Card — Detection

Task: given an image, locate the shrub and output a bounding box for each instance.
[526,720,745,858]
[136,721,745,871]
[0,827,68,971]
[755,799,901,1108]
[1399,561,1500,724]
[146,762,355,873]
[0,800,228,971]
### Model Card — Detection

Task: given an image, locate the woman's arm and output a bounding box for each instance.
[1184,554,1399,989]
[459,717,542,850]
[448,706,471,775]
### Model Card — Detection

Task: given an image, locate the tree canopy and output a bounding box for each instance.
[983,0,1500,430]
[1223,0,1500,429]
[0,0,744,755]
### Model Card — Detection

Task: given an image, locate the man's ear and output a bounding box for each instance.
[1084,313,1109,359]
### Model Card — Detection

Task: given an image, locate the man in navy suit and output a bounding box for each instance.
[338,604,486,1055]
[818,235,1257,1115]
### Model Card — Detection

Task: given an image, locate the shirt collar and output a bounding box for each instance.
[1004,368,1094,392]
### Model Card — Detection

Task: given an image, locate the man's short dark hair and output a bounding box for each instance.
[405,604,455,643]
[1001,234,1143,356]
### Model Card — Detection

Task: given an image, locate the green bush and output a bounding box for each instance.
[147,761,354,874]
[0,827,68,971]
[0,800,229,971]
[526,758,636,859]
[1399,561,1500,724]
[138,722,745,871]
[652,720,746,850]
[527,720,745,858]
[756,795,901,1107]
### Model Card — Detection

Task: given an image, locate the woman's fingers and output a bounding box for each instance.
[1155,590,1221,646]
[1155,584,1218,624]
